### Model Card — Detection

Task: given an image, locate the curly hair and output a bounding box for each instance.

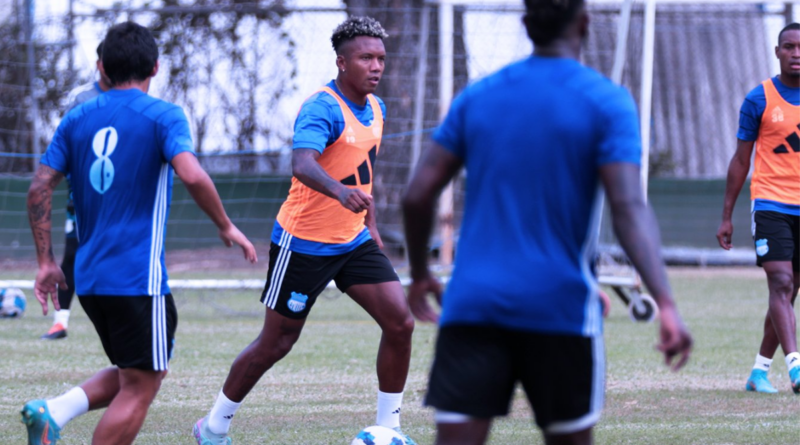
[523,0,584,46]
[331,16,388,54]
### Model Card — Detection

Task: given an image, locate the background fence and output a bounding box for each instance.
[1,0,798,266]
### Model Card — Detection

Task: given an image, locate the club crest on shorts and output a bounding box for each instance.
[287,292,309,313]
[756,239,769,256]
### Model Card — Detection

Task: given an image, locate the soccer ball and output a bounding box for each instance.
[0,288,27,318]
[350,425,407,445]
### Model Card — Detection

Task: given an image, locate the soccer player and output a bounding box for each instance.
[22,22,257,445]
[717,22,800,394]
[402,1,693,444]
[193,17,416,445]
[41,40,111,340]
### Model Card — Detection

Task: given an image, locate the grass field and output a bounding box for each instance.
[2,267,799,444]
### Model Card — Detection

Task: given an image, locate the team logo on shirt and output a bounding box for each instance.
[287,292,309,313]
[771,106,784,123]
[756,239,769,256]
[345,126,356,143]
[340,145,378,186]
[772,125,800,154]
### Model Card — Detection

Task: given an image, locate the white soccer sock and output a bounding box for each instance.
[785,352,800,371]
[753,354,773,372]
[46,387,89,429]
[207,390,242,435]
[54,309,70,328]
[376,390,403,429]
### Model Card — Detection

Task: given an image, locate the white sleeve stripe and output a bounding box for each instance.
[149,164,169,296]
[581,186,604,337]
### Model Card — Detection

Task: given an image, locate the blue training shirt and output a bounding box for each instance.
[41,88,195,296]
[433,56,641,336]
[738,76,800,216]
[271,80,387,255]
[738,76,800,141]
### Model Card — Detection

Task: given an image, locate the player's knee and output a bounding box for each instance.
[383,313,415,343]
[274,336,297,359]
[768,271,795,297]
[255,331,298,362]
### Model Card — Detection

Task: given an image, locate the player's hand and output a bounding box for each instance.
[599,290,611,318]
[716,219,733,250]
[366,222,384,249]
[33,260,66,316]
[407,272,442,323]
[219,225,258,264]
[656,303,693,371]
[338,188,372,213]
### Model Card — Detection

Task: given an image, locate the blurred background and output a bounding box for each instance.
[1,0,798,269]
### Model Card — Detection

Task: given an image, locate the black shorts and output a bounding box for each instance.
[425,325,605,435]
[79,294,177,371]
[752,210,800,270]
[260,239,398,319]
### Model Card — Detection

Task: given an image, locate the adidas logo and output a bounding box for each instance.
[392,408,401,414]
[772,106,784,122]
[223,414,235,420]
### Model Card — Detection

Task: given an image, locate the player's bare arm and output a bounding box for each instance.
[292,147,372,213]
[365,200,384,248]
[717,139,756,250]
[600,161,693,370]
[171,152,257,263]
[27,164,67,314]
[402,143,463,323]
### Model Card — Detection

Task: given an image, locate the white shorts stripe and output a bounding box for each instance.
[264,232,293,309]
[160,295,168,370]
[545,333,605,435]
[262,231,287,307]
[266,244,292,308]
[151,295,169,371]
[435,411,472,424]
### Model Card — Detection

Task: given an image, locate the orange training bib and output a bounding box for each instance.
[751,79,800,206]
[276,87,384,244]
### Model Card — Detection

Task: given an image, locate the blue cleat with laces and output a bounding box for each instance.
[745,369,778,394]
[193,417,231,445]
[21,400,61,445]
[790,366,800,394]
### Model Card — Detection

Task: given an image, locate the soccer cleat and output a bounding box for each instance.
[393,427,417,445]
[40,323,67,340]
[193,417,232,445]
[21,399,61,445]
[745,369,778,394]
[790,366,800,395]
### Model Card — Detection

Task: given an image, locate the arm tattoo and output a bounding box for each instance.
[27,165,63,261]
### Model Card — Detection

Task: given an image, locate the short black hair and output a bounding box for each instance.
[95,40,104,59]
[778,22,800,45]
[101,22,158,86]
[330,16,388,54]
[523,0,585,46]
